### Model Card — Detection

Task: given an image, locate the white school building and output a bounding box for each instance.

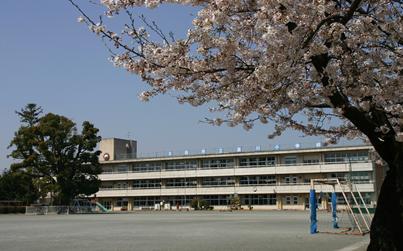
[94,138,384,211]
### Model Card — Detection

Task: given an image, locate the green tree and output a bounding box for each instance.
[190,197,211,210]
[9,104,102,205]
[229,194,241,210]
[0,170,39,204]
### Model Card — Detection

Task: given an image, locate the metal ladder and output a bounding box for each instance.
[336,179,372,234]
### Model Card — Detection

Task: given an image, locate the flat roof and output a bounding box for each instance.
[101,144,373,164]
[101,138,136,141]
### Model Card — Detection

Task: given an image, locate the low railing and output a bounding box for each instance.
[25,205,95,215]
[101,160,371,174]
[114,143,370,160]
[99,181,374,191]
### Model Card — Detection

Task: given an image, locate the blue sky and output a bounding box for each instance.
[0,0,336,171]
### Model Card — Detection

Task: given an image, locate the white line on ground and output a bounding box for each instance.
[336,239,369,251]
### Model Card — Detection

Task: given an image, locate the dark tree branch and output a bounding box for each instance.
[303,0,362,48]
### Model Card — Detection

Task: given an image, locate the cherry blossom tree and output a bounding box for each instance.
[70,0,402,249]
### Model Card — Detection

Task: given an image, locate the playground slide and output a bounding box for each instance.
[95,202,109,212]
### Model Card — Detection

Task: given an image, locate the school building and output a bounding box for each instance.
[94,138,383,211]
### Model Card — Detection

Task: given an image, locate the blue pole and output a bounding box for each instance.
[331,192,339,229]
[310,189,317,234]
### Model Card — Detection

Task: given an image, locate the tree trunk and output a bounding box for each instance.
[367,150,403,251]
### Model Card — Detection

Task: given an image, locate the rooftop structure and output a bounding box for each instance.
[99,138,137,161]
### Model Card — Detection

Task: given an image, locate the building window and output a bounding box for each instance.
[202,177,235,187]
[284,156,297,165]
[101,201,112,210]
[335,193,372,205]
[132,162,162,172]
[239,175,276,186]
[239,157,275,167]
[114,182,128,190]
[133,196,160,207]
[100,183,113,190]
[133,179,161,189]
[285,196,298,205]
[133,196,192,207]
[164,196,192,206]
[241,194,276,205]
[116,198,128,207]
[329,172,372,183]
[329,173,347,181]
[202,195,231,205]
[116,165,129,173]
[284,176,297,184]
[166,160,197,171]
[165,178,197,188]
[324,151,368,163]
[102,166,113,173]
[303,159,319,165]
[351,171,372,183]
[201,159,234,169]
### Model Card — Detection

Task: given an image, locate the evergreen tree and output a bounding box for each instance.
[9,104,102,205]
[0,170,39,204]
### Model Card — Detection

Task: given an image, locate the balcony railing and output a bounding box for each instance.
[101,160,371,174]
[113,143,370,160]
[99,180,374,191]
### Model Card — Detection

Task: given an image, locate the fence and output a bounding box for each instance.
[25,205,95,215]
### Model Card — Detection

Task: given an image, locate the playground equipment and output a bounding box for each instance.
[69,198,93,213]
[95,202,109,212]
[25,198,107,215]
[310,178,373,235]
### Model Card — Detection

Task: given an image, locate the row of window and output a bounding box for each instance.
[132,196,193,207]
[166,160,197,171]
[336,192,372,205]
[324,152,368,163]
[166,178,197,188]
[239,175,276,185]
[118,194,278,207]
[103,151,369,173]
[100,192,373,209]
[201,177,235,187]
[239,157,275,167]
[133,179,161,189]
[101,176,277,189]
[132,162,162,172]
[201,159,234,169]
[329,171,372,183]
[100,172,372,190]
[242,194,277,205]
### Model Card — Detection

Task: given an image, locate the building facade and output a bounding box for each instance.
[95,138,381,211]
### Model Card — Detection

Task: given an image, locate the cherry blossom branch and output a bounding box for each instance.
[68,0,144,58]
[302,0,363,48]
